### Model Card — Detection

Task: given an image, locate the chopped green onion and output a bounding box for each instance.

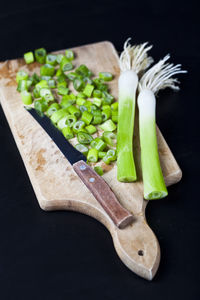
[99,119,116,131]
[24,51,34,64]
[62,93,76,101]
[57,76,67,85]
[73,78,85,91]
[111,110,118,123]
[75,144,88,155]
[56,68,64,77]
[102,91,114,105]
[76,97,86,106]
[93,78,108,92]
[66,72,77,81]
[67,105,81,118]
[43,93,54,102]
[62,126,74,139]
[21,79,30,89]
[84,101,93,108]
[85,124,97,134]
[46,103,60,117]
[57,114,77,129]
[46,54,58,66]
[102,131,117,147]
[48,79,56,88]
[93,98,102,107]
[91,110,102,125]
[34,98,48,113]
[16,70,28,83]
[93,89,102,98]
[94,166,104,176]
[56,54,64,64]
[83,77,93,85]
[57,80,67,88]
[39,88,51,97]
[39,89,54,102]
[17,79,28,92]
[26,79,33,90]
[102,104,111,111]
[76,64,93,77]
[21,90,32,105]
[77,132,93,144]
[57,86,69,95]
[60,56,73,71]
[83,84,94,97]
[89,105,99,113]
[111,102,118,110]
[79,105,88,113]
[103,156,113,165]
[102,108,111,121]
[73,120,86,133]
[40,75,52,81]
[81,111,93,125]
[94,139,106,151]
[77,92,86,98]
[65,49,74,61]
[29,73,40,85]
[99,72,113,81]
[65,115,77,127]
[98,151,106,159]
[40,64,55,76]
[103,149,117,164]
[34,48,47,64]
[60,96,76,108]
[35,80,49,91]
[33,87,40,98]
[50,108,69,124]
[90,137,102,148]
[87,148,98,162]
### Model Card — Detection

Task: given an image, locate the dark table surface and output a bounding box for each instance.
[0,0,199,299]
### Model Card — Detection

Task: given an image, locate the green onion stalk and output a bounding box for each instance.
[117,38,153,182]
[138,54,187,200]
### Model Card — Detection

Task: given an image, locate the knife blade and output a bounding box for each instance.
[26,108,134,229]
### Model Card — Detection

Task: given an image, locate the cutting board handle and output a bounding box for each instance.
[73,160,134,229]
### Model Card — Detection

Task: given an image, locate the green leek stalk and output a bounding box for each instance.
[138,89,167,199]
[117,71,138,181]
[138,54,187,199]
[117,38,153,182]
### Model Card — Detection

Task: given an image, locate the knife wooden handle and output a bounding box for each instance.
[73,160,134,229]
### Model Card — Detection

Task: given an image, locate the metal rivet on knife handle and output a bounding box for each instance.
[73,160,134,229]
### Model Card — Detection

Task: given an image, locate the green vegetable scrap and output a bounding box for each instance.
[24,52,34,64]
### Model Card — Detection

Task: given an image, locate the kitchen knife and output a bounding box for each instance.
[25,108,134,229]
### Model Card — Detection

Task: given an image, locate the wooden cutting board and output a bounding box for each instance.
[0,41,182,280]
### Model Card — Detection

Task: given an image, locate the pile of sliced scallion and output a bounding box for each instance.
[16,48,118,176]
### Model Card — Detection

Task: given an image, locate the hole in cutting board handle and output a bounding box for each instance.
[138,250,144,256]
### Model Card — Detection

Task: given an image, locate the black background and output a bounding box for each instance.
[0,0,199,299]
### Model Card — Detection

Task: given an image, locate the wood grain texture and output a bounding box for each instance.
[0,41,182,280]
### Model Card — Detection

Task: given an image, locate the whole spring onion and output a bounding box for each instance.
[138,54,187,200]
[117,38,153,182]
